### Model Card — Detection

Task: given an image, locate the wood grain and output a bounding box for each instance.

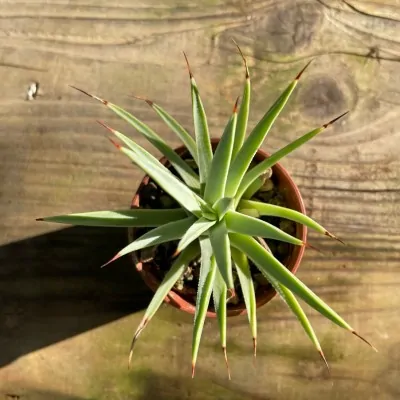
[0,0,399,399]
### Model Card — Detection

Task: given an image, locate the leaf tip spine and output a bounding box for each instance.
[222,347,231,380]
[295,59,313,81]
[233,96,240,113]
[191,361,196,379]
[304,242,324,254]
[183,51,193,79]
[97,120,115,134]
[107,137,122,151]
[324,231,345,245]
[100,252,120,268]
[323,111,349,128]
[69,85,108,105]
[131,94,153,106]
[318,349,330,373]
[352,331,378,352]
[231,38,249,78]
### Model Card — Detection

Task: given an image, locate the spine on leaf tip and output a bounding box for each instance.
[183,51,194,79]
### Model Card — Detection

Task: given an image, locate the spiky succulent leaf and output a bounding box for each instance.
[255,237,327,368]
[184,54,213,191]
[192,238,216,377]
[102,129,205,217]
[177,217,216,253]
[71,87,199,190]
[213,197,234,220]
[231,248,257,354]
[266,272,328,369]
[225,64,309,198]
[37,208,187,228]
[146,100,198,163]
[239,200,334,237]
[232,42,250,159]
[103,216,195,266]
[209,221,234,291]
[225,210,304,246]
[212,268,230,379]
[129,242,200,367]
[235,112,348,204]
[229,233,354,331]
[204,100,238,204]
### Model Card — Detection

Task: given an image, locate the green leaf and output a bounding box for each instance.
[204,100,238,204]
[232,41,250,159]
[184,53,213,191]
[225,210,304,246]
[103,216,195,266]
[37,208,187,228]
[213,197,234,220]
[129,242,200,367]
[241,172,269,200]
[267,274,328,369]
[254,237,327,368]
[177,217,216,253]
[235,112,349,203]
[101,119,199,191]
[192,239,217,377]
[231,248,257,355]
[229,233,354,332]
[225,72,302,198]
[239,200,329,236]
[209,221,234,290]
[103,128,206,217]
[212,268,231,379]
[148,101,198,164]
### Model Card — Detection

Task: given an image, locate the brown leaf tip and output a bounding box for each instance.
[231,38,249,78]
[191,362,196,379]
[69,85,108,105]
[324,231,345,245]
[233,96,240,113]
[97,120,116,134]
[101,252,120,268]
[36,217,44,221]
[318,350,330,373]
[132,94,153,107]
[227,288,236,302]
[352,331,378,352]
[253,337,257,358]
[107,138,122,151]
[323,111,349,128]
[304,242,324,254]
[183,51,193,78]
[295,59,313,80]
[222,347,231,380]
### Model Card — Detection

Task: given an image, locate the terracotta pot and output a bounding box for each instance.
[128,139,307,317]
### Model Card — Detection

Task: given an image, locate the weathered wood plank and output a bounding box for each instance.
[0,0,399,399]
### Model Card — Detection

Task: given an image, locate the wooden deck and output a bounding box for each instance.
[0,0,399,399]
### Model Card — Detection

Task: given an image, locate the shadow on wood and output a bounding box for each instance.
[0,226,152,368]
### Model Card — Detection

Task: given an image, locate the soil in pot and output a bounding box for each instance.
[132,152,297,312]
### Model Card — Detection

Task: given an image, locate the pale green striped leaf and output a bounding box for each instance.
[177,217,216,253]
[129,242,200,367]
[225,210,304,246]
[38,208,187,228]
[229,233,353,332]
[209,221,234,290]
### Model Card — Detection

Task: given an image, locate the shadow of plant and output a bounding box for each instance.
[0,226,152,368]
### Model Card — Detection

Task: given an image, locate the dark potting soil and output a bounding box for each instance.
[133,158,296,308]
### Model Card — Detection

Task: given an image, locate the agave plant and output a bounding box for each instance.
[38,42,375,378]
